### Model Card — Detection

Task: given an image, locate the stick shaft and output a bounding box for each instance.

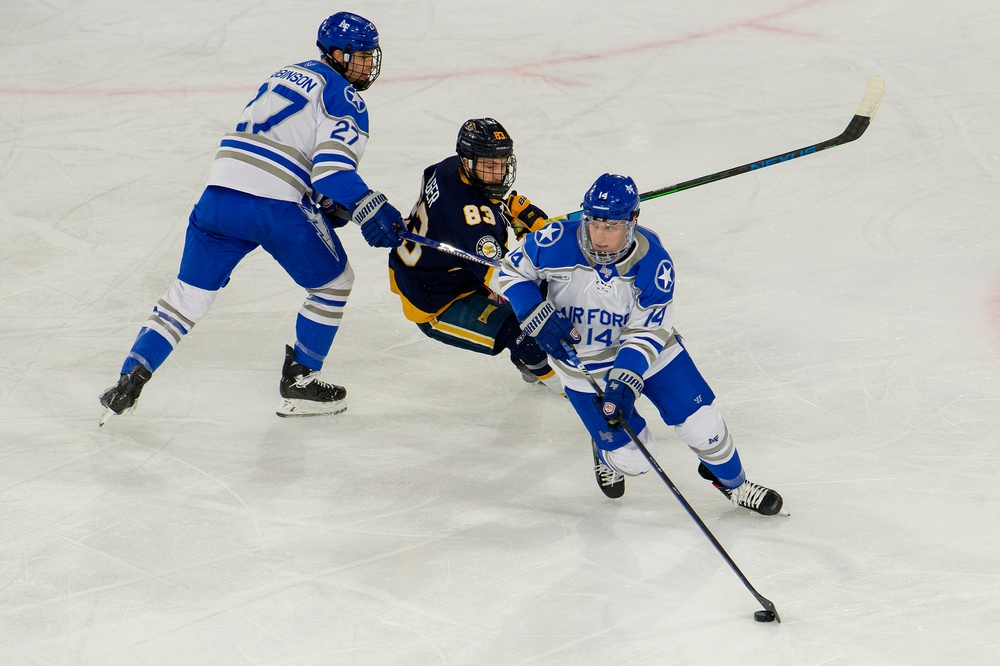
[563,342,781,621]
[556,75,884,221]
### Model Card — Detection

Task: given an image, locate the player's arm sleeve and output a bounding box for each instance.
[311,92,372,207]
[616,262,677,375]
[616,301,674,376]
[314,170,370,208]
[498,241,545,320]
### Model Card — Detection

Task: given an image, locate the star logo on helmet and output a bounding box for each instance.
[344,87,366,112]
[534,222,563,247]
[655,260,674,292]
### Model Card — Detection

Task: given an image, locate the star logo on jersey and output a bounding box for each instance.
[655,260,674,293]
[533,221,563,247]
[476,236,502,259]
[344,87,366,113]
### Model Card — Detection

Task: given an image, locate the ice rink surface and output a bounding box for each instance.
[2,0,1000,663]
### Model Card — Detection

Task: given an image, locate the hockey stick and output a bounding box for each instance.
[561,341,781,623]
[399,76,884,266]
[397,229,501,268]
[554,74,884,222]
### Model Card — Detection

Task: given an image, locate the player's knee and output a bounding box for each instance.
[310,262,355,295]
[605,426,656,476]
[675,405,735,461]
[162,279,218,324]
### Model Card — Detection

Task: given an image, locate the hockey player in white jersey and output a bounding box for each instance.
[99,12,403,422]
[499,173,783,515]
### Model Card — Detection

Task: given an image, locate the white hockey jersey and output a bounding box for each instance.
[499,219,682,393]
[207,60,372,207]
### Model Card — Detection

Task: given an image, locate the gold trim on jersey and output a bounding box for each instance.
[388,268,476,324]
[425,318,494,350]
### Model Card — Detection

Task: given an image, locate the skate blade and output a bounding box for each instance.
[99,408,114,427]
[276,398,347,418]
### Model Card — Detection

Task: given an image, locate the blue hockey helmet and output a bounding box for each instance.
[578,173,641,264]
[317,12,382,90]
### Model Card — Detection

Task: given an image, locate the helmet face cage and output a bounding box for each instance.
[317,12,382,90]
[577,217,637,264]
[456,118,517,199]
[577,173,641,264]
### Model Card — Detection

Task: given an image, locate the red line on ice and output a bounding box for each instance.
[0,0,826,97]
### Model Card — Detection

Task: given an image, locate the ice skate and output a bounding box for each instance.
[98,365,153,426]
[698,463,783,516]
[276,345,347,417]
[592,439,625,499]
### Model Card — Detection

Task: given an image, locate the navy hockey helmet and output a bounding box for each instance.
[317,12,382,90]
[456,118,517,199]
[578,173,641,264]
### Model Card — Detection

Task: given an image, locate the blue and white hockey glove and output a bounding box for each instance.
[598,368,643,427]
[351,190,403,248]
[520,300,580,363]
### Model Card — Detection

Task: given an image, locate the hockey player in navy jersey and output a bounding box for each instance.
[388,118,560,390]
[499,173,783,515]
[99,12,403,422]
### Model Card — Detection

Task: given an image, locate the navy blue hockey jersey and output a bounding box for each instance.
[389,156,512,323]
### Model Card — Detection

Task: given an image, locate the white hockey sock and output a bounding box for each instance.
[144,280,218,347]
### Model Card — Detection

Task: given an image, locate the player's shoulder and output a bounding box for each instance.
[626,226,675,296]
[290,60,368,118]
[425,155,464,191]
[636,225,668,254]
[263,61,332,95]
[426,156,491,212]
[521,218,581,266]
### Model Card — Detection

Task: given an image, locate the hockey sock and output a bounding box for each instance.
[121,327,174,374]
[294,313,337,371]
[675,405,746,488]
[700,452,746,490]
[120,280,219,375]
[293,270,353,371]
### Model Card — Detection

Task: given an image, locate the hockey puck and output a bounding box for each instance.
[754,610,776,623]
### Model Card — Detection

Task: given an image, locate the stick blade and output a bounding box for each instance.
[857,75,885,120]
[758,597,782,624]
[839,75,885,143]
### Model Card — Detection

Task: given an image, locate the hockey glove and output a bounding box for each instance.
[506,191,548,239]
[519,300,580,363]
[598,368,643,427]
[318,196,350,229]
[351,190,403,248]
